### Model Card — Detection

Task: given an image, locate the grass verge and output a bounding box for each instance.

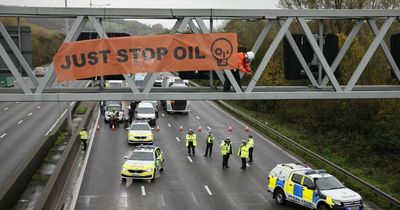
[76,106,87,115]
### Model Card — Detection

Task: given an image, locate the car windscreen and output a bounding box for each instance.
[106,105,121,111]
[129,152,154,161]
[130,123,149,130]
[315,176,345,191]
[137,107,154,114]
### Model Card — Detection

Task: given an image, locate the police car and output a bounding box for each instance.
[267,163,363,210]
[128,121,153,144]
[121,145,164,181]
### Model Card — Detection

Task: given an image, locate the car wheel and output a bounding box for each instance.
[318,203,329,210]
[274,189,286,205]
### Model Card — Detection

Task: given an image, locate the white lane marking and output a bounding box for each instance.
[16,101,20,104]
[69,111,100,210]
[187,156,193,163]
[196,116,200,120]
[207,126,211,131]
[176,137,180,142]
[18,120,23,125]
[204,185,213,196]
[119,192,128,207]
[246,163,250,167]
[168,123,171,127]
[27,112,32,116]
[0,133,6,138]
[151,127,154,130]
[161,113,165,117]
[3,107,8,111]
[191,192,199,205]
[141,186,146,196]
[160,194,166,207]
[45,108,68,136]
[36,106,40,109]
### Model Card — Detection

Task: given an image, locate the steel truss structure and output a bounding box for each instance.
[0,7,399,101]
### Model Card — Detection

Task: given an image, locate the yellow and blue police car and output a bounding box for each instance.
[267,163,363,210]
[128,121,153,144]
[121,145,164,182]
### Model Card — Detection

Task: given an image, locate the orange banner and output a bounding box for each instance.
[53,33,238,81]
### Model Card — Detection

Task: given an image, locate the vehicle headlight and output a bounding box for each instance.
[145,168,154,172]
[332,199,342,206]
[121,168,128,172]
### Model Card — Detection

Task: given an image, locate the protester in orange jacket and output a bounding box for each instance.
[237,51,254,73]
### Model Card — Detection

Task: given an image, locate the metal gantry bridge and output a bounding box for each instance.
[0,7,399,101]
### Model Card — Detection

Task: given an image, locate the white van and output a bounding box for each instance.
[135,102,156,126]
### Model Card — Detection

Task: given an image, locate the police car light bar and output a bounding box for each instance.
[305,169,327,175]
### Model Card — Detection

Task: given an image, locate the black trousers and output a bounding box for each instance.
[222,155,229,168]
[223,70,241,92]
[187,142,195,156]
[204,143,213,157]
[249,147,254,161]
[81,139,87,150]
[241,158,247,169]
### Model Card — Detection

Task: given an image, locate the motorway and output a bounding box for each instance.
[0,79,88,187]
[73,100,310,210]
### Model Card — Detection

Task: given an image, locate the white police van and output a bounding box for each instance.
[267,163,363,210]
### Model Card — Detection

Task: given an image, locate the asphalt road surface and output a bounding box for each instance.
[0,79,88,187]
[74,100,313,210]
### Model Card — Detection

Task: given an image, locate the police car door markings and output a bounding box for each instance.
[176,137,180,142]
[187,156,193,163]
[141,186,146,196]
[168,123,171,127]
[28,112,33,116]
[204,185,213,196]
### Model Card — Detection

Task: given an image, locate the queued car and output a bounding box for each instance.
[128,121,153,144]
[104,102,123,123]
[142,100,159,118]
[121,145,164,181]
[153,75,164,87]
[135,102,156,126]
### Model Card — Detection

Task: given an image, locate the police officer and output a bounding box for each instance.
[220,139,230,169]
[238,140,249,169]
[225,138,233,167]
[203,131,215,157]
[186,129,197,156]
[79,128,88,150]
[247,135,254,163]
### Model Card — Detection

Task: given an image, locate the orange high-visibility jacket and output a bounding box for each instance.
[237,53,252,73]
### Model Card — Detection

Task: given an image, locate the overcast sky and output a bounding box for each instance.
[1,0,280,28]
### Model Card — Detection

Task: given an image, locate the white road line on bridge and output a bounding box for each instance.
[161,113,165,117]
[0,133,6,138]
[16,101,20,104]
[204,185,213,196]
[3,107,8,111]
[187,156,193,163]
[119,192,128,207]
[45,108,68,136]
[27,112,32,116]
[36,106,40,109]
[191,192,199,205]
[207,126,211,131]
[160,194,166,207]
[196,116,200,120]
[141,186,146,196]
[176,137,180,142]
[246,163,250,167]
[18,120,23,125]
[168,123,171,127]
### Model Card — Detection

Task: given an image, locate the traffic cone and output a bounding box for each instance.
[245,126,249,132]
[198,126,202,132]
[96,124,100,130]
[228,126,232,132]
[179,126,183,133]
[156,126,160,131]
